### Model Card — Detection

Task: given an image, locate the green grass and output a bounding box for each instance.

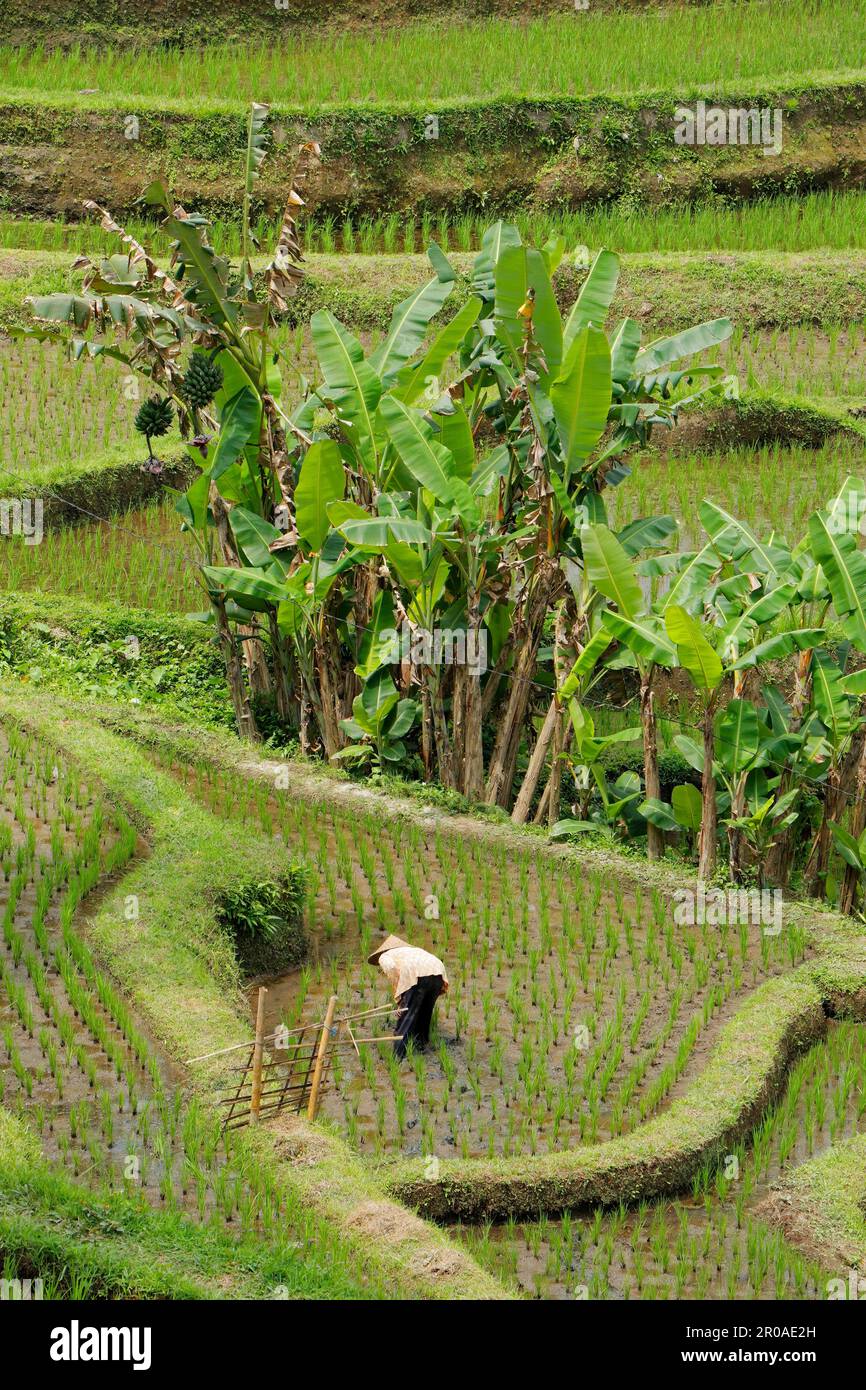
[2,3,862,106]
[458,1021,866,1299]
[1,313,862,485]
[0,1110,368,1299]
[2,501,200,613]
[0,590,231,729]
[610,435,866,552]
[760,1131,866,1273]
[6,191,866,256]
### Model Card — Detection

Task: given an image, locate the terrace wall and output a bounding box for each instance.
[2,81,864,222]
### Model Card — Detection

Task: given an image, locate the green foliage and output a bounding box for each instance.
[215,872,308,977]
[0,591,230,727]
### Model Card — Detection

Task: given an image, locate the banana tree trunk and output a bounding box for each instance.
[698,705,717,881]
[640,671,664,862]
[727,777,747,882]
[546,704,567,829]
[511,697,558,824]
[214,594,260,742]
[314,633,346,761]
[420,684,434,781]
[839,732,866,914]
[240,620,272,699]
[768,648,813,886]
[807,764,845,899]
[267,608,295,725]
[485,566,560,809]
[429,668,456,790]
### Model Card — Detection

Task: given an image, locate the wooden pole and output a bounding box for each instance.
[250,986,267,1122]
[307,994,338,1122]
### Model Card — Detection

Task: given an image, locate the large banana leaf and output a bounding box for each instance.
[337,516,435,547]
[211,386,261,482]
[808,511,866,648]
[395,295,482,405]
[360,667,401,731]
[719,581,799,657]
[729,628,824,670]
[494,244,563,383]
[355,589,398,680]
[435,403,475,480]
[662,542,721,613]
[551,326,612,477]
[610,317,642,384]
[699,499,781,579]
[162,215,239,330]
[810,648,856,745]
[378,397,460,507]
[558,627,613,700]
[673,734,705,774]
[715,699,760,775]
[311,311,383,465]
[825,474,866,537]
[616,514,677,557]
[581,524,643,620]
[602,610,677,666]
[295,439,345,552]
[633,318,732,375]
[229,507,282,567]
[471,221,522,299]
[664,604,723,690]
[562,249,619,354]
[202,565,287,609]
[369,276,455,386]
[672,782,702,831]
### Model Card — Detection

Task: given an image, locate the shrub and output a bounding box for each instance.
[215,871,308,978]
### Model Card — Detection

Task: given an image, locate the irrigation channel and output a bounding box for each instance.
[2,720,863,1300]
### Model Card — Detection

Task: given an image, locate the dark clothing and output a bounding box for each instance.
[394,974,444,1060]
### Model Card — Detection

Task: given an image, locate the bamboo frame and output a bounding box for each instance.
[250,986,267,1121]
[307,994,338,1121]
[217,994,400,1132]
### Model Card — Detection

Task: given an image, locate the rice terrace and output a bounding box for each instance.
[1,0,866,1358]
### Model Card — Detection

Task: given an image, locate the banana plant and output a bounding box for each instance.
[16,102,319,743]
[712,698,806,881]
[639,782,704,856]
[551,702,643,843]
[333,668,418,773]
[582,521,678,860]
[828,821,866,917]
[664,601,821,880]
[725,787,800,889]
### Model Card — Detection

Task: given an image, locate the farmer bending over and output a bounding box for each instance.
[368,934,448,1060]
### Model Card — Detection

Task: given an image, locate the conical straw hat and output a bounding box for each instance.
[367,934,410,964]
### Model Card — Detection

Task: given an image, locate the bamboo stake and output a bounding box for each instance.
[250,986,267,1122]
[307,994,338,1121]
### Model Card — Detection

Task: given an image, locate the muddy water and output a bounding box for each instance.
[457,1020,866,1299]
[157,760,811,1162]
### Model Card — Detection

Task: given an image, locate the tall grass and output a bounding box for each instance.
[1,501,200,613]
[2,323,861,489]
[5,190,865,257]
[1,2,861,106]
[608,436,866,549]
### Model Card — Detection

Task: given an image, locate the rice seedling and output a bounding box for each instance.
[154,752,809,1162]
[1,2,859,107]
[6,189,866,258]
[465,1019,866,1299]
